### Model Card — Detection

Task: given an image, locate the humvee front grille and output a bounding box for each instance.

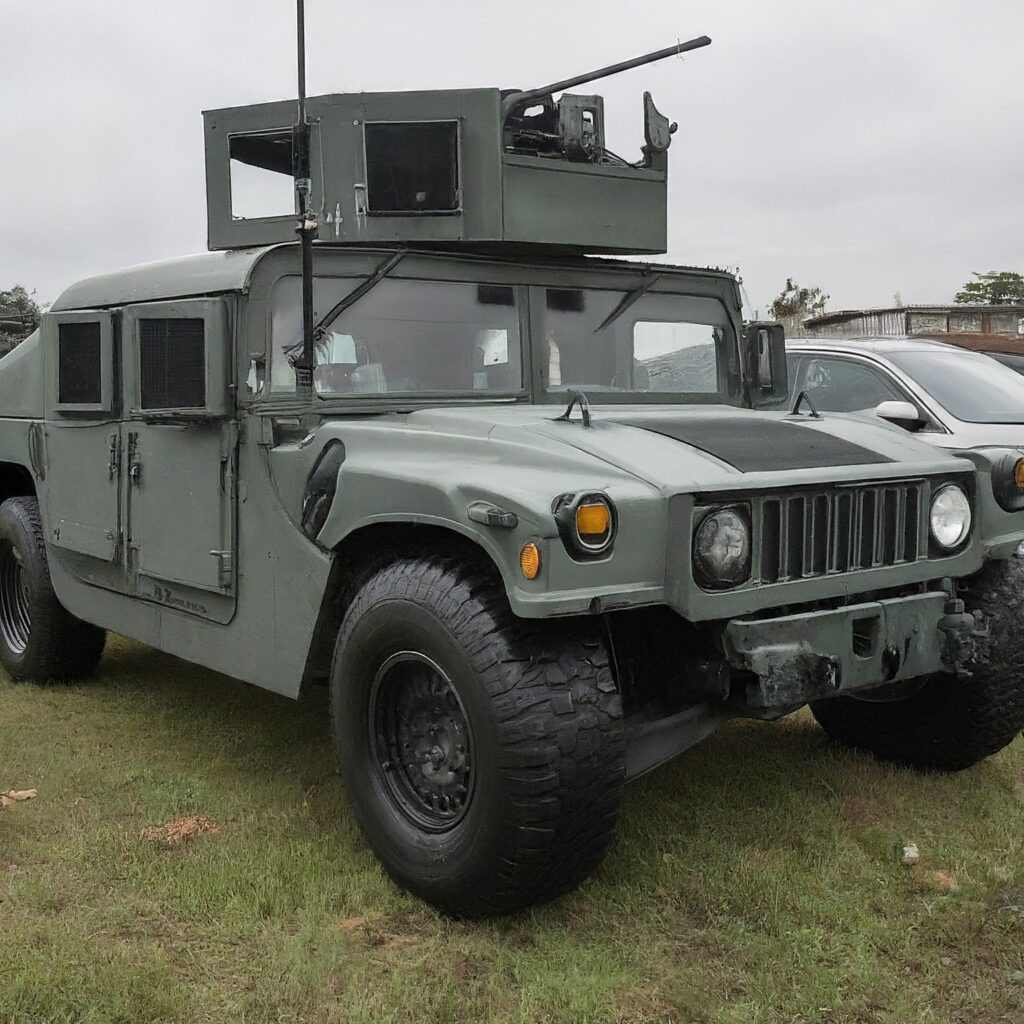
[756,481,924,584]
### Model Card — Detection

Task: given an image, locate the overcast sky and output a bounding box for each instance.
[2,0,1021,315]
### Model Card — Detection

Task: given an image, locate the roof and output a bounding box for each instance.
[789,334,1024,357]
[48,244,738,312]
[788,336,960,356]
[50,247,276,312]
[805,305,1024,328]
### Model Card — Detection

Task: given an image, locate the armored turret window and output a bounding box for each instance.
[364,121,461,215]
[58,322,103,405]
[138,318,206,410]
[229,130,295,220]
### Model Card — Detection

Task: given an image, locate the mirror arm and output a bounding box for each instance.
[788,389,821,419]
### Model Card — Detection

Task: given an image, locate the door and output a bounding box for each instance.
[42,310,123,565]
[121,298,237,615]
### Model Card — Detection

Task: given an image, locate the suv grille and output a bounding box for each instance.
[756,481,924,584]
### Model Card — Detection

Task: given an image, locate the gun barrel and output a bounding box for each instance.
[503,34,712,114]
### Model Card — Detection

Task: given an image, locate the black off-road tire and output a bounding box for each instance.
[330,552,625,917]
[811,559,1024,771]
[0,496,106,682]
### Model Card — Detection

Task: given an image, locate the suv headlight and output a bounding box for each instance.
[930,484,971,550]
[694,506,751,588]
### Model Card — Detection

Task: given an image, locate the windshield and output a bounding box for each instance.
[541,288,739,401]
[886,349,1024,424]
[269,276,522,397]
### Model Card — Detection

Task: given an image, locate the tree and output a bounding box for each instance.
[769,278,830,321]
[955,271,1024,306]
[0,286,44,350]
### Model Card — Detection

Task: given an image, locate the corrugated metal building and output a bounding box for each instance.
[802,305,1024,351]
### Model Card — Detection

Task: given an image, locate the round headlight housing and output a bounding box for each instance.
[930,484,972,550]
[694,506,751,588]
[552,492,617,559]
[992,453,1024,512]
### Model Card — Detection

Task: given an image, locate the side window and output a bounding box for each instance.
[50,312,115,415]
[58,323,102,405]
[123,299,230,419]
[802,358,902,412]
[139,319,206,410]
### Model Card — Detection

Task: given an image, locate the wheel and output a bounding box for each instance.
[811,559,1024,771]
[329,551,625,917]
[0,496,106,682]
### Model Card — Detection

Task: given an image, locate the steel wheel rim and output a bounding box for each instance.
[369,651,475,833]
[0,541,31,655]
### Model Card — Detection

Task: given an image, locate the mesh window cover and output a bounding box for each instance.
[139,318,206,410]
[58,322,103,405]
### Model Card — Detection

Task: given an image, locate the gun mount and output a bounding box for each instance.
[203,37,711,255]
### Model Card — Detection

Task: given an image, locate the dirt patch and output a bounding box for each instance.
[139,815,222,845]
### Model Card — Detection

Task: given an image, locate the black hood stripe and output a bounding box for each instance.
[618,417,893,472]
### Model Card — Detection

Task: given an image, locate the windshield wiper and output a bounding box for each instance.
[592,268,662,334]
[286,248,407,364]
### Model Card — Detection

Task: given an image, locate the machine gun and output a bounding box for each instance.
[501,36,711,165]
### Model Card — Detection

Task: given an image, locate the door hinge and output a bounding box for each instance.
[107,432,122,479]
[209,549,233,587]
[127,432,141,484]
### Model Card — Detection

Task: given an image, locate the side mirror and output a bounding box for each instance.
[742,322,787,408]
[874,400,922,430]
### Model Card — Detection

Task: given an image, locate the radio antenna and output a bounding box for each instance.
[293,0,316,390]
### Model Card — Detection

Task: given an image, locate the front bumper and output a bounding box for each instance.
[724,591,972,709]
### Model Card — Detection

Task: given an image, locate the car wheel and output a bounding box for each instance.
[330,551,625,917]
[0,496,106,682]
[811,559,1024,771]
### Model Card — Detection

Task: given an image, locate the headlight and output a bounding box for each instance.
[694,506,751,588]
[992,453,1024,511]
[930,484,972,550]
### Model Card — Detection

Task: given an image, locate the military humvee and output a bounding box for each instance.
[2,41,1024,917]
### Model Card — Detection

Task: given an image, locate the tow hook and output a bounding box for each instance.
[937,598,975,670]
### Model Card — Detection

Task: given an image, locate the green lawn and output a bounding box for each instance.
[2,636,1023,1024]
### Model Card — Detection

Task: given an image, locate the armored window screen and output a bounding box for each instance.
[139,318,206,409]
[364,121,460,214]
[58,322,103,405]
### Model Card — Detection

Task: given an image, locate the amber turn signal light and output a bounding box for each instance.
[1015,458,1024,491]
[576,502,611,537]
[519,542,541,580]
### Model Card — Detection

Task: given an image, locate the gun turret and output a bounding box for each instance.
[203,35,712,255]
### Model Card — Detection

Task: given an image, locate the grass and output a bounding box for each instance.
[2,636,1023,1024]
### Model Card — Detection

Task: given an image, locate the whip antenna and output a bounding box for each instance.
[293,0,317,390]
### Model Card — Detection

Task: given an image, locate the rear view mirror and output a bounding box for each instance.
[874,400,921,429]
[742,322,787,408]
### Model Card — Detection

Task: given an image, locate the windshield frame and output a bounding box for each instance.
[249,247,745,413]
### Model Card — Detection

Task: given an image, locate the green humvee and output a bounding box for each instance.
[2,56,1023,917]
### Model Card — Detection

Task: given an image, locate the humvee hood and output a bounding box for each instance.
[402,404,972,492]
[609,415,891,472]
